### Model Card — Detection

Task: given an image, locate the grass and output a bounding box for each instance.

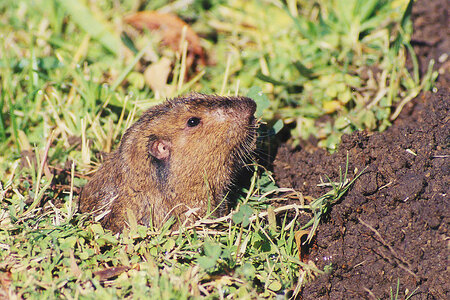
[389,279,419,300]
[0,0,436,298]
[2,159,361,298]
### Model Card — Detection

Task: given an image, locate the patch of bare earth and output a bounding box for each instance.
[273,0,449,298]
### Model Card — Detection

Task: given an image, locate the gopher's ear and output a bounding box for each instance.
[149,139,171,160]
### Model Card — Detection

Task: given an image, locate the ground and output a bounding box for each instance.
[273,0,449,298]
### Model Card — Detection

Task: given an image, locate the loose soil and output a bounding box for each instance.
[410,0,449,89]
[273,1,449,299]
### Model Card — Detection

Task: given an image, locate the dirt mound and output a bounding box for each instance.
[273,1,449,298]
[275,88,448,298]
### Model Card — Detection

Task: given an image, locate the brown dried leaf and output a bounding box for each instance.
[0,270,12,299]
[69,249,82,278]
[124,11,206,68]
[93,266,131,281]
[144,57,173,97]
[294,229,311,262]
[267,205,277,231]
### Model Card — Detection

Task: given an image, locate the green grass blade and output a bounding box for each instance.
[57,0,121,55]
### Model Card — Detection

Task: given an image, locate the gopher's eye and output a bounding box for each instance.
[187,117,201,127]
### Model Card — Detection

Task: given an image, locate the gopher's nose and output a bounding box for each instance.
[242,97,257,116]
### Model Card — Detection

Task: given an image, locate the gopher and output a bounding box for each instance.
[79,93,257,232]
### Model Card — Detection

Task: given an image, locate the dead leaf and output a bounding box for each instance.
[93,266,131,281]
[69,249,82,278]
[294,229,311,262]
[0,270,12,299]
[267,205,277,231]
[304,196,314,203]
[124,11,206,71]
[144,57,174,97]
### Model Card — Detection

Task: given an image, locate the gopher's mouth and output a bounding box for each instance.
[249,115,256,126]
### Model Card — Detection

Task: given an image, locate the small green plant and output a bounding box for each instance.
[388,278,419,300]
[302,153,366,242]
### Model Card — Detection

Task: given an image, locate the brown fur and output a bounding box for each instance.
[79,93,257,232]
